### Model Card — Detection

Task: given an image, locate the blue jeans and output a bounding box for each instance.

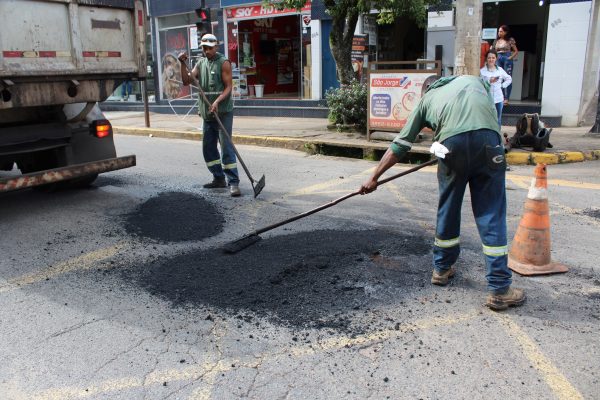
[497,53,513,100]
[495,102,503,127]
[202,112,239,185]
[433,129,512,294]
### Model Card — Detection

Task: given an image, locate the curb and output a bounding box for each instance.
[506,150,600,165]
[114,126,600,165]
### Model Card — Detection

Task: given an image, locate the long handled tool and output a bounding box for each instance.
[189,69,265,198]
[223,158,438,254]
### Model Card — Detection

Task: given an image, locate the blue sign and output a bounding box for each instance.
[371,94,391,117]
[220,0,261,8]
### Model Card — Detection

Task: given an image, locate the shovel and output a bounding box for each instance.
[222,158,438,254]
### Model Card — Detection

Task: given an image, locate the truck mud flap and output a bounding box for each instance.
[0,155,135,193]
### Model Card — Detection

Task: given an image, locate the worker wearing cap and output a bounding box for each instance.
[179,33,240,197]
[359,75,525,311]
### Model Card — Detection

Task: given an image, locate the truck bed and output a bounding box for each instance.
[0,0,146,108]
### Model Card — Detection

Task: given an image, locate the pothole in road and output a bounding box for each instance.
[124,229,432,334]
[123,191,225,243]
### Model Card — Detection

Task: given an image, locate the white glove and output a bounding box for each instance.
[429,142,450,159]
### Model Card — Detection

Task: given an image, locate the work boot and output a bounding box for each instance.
[230,185,241,197]
[203,177,226,189]
[485,287,526,311]
[431,266,455,286]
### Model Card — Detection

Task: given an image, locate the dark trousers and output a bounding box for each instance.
[433,129,512,294]
[202,112,239,185]
[497,53,513,100]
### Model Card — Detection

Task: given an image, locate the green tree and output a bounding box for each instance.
[278,0,434,85]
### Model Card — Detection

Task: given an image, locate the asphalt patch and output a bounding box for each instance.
[123,191,225,243]
[582,208,600,220]
[124,229,432,334]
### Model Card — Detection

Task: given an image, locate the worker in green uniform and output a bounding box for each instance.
[359,75,525,311]
[179,33,240,197]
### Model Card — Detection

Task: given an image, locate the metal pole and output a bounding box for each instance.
[589,75,600,135]
[142,80,150,128]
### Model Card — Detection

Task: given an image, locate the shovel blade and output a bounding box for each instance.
[253,175,266,198]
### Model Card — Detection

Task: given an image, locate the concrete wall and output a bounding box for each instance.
[541,0,593,126]
[578,0,599,125]
[426,27,455,75]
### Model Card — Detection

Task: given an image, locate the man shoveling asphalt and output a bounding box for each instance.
[179,33,241,197]
[359,75,525,311]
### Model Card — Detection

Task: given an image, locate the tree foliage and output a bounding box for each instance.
[277,0,435,85]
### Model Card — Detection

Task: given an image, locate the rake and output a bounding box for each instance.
[222,158,438,254]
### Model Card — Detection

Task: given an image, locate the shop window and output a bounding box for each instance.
[228,15,302,99]
[157,13,195,30]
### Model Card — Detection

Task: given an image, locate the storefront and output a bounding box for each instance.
[223,1,313,99]
[426,0,599,126]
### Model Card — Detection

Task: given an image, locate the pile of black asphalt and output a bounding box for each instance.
[124,229,433,334]
[123,191,225,243]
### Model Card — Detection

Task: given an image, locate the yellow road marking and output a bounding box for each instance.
[286,166,375,197]
[507,174,600,191]
[0,243,126,294]
[507,176,530,190]
[30,362,234,400]
[287,163,438,199]
[23,311,478,399]
[496,314,584,400]
[385,183,435,232]
[303,311,480,355]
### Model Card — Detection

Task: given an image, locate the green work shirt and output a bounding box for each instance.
[195,52,233,120]
[390,75,500,159]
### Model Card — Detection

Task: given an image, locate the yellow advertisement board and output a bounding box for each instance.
[368,72,436,131]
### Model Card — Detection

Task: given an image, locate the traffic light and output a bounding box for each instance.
[195,7,211,34]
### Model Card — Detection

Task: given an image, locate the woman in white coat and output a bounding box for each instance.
[480,50,512,127]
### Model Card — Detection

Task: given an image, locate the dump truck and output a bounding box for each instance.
[0,0,146,192]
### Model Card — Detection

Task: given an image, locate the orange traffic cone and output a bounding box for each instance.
[508,164,569,276]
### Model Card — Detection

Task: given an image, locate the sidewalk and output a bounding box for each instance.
[106,111,600,165]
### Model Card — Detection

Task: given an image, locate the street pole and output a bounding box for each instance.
[142,80,150,128]
[453,0,483,76]
[589,75,600,135]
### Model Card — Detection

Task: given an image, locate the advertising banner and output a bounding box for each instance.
[225,1,311,21]
[351,35,367,82]
[159,27,191,100]
[368,72,436,131]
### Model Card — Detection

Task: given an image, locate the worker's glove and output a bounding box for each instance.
[429,142,450,159]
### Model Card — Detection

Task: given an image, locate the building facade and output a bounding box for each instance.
[427,0,599,126]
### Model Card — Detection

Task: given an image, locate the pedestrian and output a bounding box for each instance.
[359,75,525,311]
[480,49,512,127]
[121,80,133,101]
[178,33,240,197]
[492,25,518,105]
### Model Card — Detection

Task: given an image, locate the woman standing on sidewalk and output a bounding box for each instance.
[492,25,518,105]
[480,50,512,128]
